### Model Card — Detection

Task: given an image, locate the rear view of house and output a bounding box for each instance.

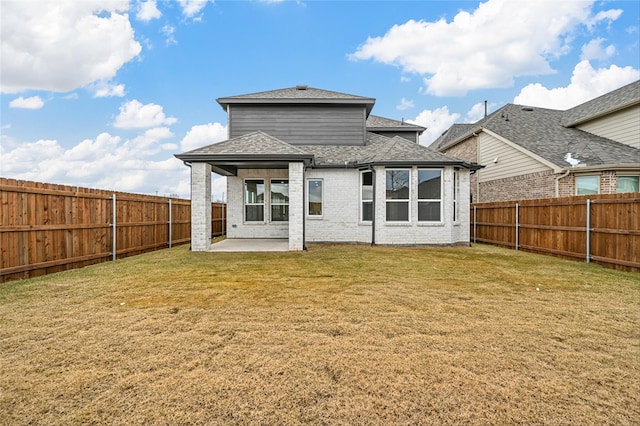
[176,86,480,251]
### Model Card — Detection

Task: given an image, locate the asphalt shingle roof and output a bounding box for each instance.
[176,131,477,169]
[366,115,425,132]
[218,86,374,101]
[563,80,640,126]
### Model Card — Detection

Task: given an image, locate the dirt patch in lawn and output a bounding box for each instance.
[1,244,638,424]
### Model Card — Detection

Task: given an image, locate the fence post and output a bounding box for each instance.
[473,205,477,244]
[586,199,591,263]
[112,194,117,261]
[515,203,519,250]
[168,199,172,248]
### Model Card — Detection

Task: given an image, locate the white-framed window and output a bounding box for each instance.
[244,179,265,222]
[386,169,410,222]
[418,169,442,222]
[270,179,289,222]
[617,176,639,193]
[576,175,599,195]
[307,179,323,216]
[453,170,459,222]
[361,171,373,222]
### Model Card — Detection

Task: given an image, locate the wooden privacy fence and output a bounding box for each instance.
[0,178,227,283]
[471,193,639,272]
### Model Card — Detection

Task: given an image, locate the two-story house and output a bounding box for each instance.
[176,86,480,251]
[432,80,640,203]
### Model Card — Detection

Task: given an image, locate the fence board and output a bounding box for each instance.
[471,193,639,273]
[0,178,227,283]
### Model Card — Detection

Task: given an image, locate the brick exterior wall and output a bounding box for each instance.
[225,165,472,247]
[190,162,212,251]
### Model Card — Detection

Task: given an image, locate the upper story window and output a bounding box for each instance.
[418,169,442,222]
[617,176,639,193]
[245,179,265,222]
[386,169,410,222]
[361,171,373,222]
[308,179,323,216]
[270,179,289,222]
[576,176,599,195]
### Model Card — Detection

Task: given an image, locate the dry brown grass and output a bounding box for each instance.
[1,243,638,425]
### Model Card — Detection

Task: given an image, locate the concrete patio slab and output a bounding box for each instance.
[209,238,289,252]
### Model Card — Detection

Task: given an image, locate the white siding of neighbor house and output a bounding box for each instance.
[478,132,551,183]
[575,105,640,148]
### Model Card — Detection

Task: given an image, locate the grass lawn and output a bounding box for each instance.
[1,243,638,425]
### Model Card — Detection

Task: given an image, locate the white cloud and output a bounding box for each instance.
[465,102,496,123]
[136,0,161,22]
[161,25,177,46]
[113,100,178,129]
[408,107,460,146]
[91,81,126,98]
[349,0,622,96]
[180,122,228,152]
[0,132,192,198]
[580,38,616,61]
[9,96,44,109]
[1,1,141,93]
[396,98,414,111]
[514,60,640,109]
[177,0,211,18]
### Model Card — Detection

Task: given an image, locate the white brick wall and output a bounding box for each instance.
[224,164,472,248]
[305,168,372,243]
[288,162,304,250]
[190,162,212,251]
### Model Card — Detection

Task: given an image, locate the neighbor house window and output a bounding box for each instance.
[270,179,289,221]
[361,171,373,222]
[386,169,410,222]
[418,169,442,222]
[244,179,265,221]
[617,176,639,193]
[308,179,323,216]
[576,176,599,195]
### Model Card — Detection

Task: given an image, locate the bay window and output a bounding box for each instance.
[361,171,373,222]
[386,169,410,221]
[418,169,442,222]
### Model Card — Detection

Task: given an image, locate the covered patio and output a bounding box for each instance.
[209,238,289,252]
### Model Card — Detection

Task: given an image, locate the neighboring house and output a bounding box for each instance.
[431,80,640,203]
[176,85,480,251]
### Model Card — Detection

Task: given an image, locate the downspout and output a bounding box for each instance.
[182,161,193,250]
[370,166,376,246]
[302,164,307,251]
[554,169,571,197]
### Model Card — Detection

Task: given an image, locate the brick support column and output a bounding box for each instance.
[288,162,304,251]
[190,162,212,251]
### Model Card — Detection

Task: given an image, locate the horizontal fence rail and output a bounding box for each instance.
[471,193,640,273]
[0,178,227,283]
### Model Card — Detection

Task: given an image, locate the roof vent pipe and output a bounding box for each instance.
[484,100,487,118]
[296,85,308,90]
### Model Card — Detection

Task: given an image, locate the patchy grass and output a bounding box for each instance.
[0,243,638,425]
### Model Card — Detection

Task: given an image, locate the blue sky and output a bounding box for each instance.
[1,0,639,200]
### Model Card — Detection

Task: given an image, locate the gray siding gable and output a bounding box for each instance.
[229,104,367,146]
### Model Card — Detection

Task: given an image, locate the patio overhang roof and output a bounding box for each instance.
[175,153,314,176]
